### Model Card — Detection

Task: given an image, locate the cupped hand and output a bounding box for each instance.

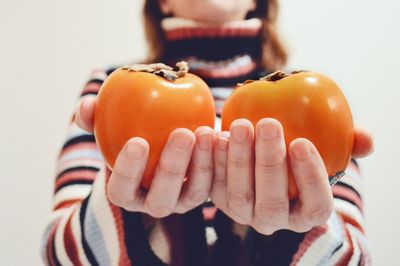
[211,118,374,235]
[74,96,215,217]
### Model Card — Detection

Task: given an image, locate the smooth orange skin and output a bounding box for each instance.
[94,69,215,189]
[221,72,354,200]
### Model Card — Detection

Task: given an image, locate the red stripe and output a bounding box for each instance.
[202,206,217,221]
[47,219,61,266]
[54,199,81,211]
[193,61,256,78]
[290,225,328,265]
[333,186,363,211]
[64,208,83,266]
[59,142,98,159]
[166,27,260,40]
[81,82,101,95]
[55,171,95,191]
[335,218,355,266]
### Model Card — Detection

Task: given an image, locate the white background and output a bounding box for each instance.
[1,0,399,264]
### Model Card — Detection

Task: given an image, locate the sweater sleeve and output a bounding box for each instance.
[41,69,173,266]
[233,160,371,266]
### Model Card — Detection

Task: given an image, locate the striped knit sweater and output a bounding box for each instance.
[42,17,370,265]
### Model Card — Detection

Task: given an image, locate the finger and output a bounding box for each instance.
[107,137,149,212]
[176,126,214,213]
[210,131,230,209]
[253,118,289,234]
[227,119,255,224]
[75,96,96,133]
[145,128,195,218]
[352,127,374,158]
[289,138,333,232]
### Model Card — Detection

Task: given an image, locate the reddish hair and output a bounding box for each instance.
[143,0,287,71]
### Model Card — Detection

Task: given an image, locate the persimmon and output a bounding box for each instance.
[221,70,354,199]
[94,62,215,189]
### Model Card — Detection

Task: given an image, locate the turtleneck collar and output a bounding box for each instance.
[161,17,264,88]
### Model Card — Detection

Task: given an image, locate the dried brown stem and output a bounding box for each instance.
[121,61,189,81]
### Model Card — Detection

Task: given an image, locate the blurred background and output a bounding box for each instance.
[1,0,399,264]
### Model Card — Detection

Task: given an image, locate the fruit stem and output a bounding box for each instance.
[260,70,308,81]
[261,70,289,81]
[121,61,189,81]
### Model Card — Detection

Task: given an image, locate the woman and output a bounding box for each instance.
[42,0,374,265]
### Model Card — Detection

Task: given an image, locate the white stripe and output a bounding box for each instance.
[89,170,120,265]
[205,227,217,246]
[188,55,252,70]
[346,224,362,266]
[162,17,262,31]
[59,149,103,163]
[66,124,93,140]
[297,213,342,266]
[55,207,75,266]
[71,205,91,266]
[211,87,234,99]
[149,221,171,264]
[53,184,92,209]
[334,198,364,227]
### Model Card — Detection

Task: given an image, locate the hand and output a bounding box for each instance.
[74,97,215,217]
[211,118,374,235]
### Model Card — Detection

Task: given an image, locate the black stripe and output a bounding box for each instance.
[165,37,261,61]
[196,69,261,88]
[51,231,62,266]
[55,179,94,192]
[79,195,99,266]
[334,195,359,209]
[335,181,362,200]
[210,210,250,266]
[244,229,306,266]
[122,209,166,266]
[331,242,344,257]
[181,206,208,266]
[62,134,96,150]
[202,201,215,208]
[80,91,99,97]
[351,158,359,168]
[57,166,100,179]
[86,78,104,86]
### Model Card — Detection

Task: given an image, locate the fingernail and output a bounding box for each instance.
[231,125,248,143]
[126,140,145,160]
[198,133,213,150]
[258,123,278,140]
[173,132,193,150]
[293,141,311,159]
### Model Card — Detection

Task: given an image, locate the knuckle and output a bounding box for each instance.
[145,201,173,218]
[213,177,227,187]
[306,205,333,224]
[255,201,288,224]
[107,187,130,209]
[228,191,253,208]
[229,154,250,168]
[256,154,285,172]
[193,163,213,175]
[186,190,208,205]
[158,163,185,181]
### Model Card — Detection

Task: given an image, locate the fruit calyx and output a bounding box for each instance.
[121,61,189,81]
[261,70,308,81]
